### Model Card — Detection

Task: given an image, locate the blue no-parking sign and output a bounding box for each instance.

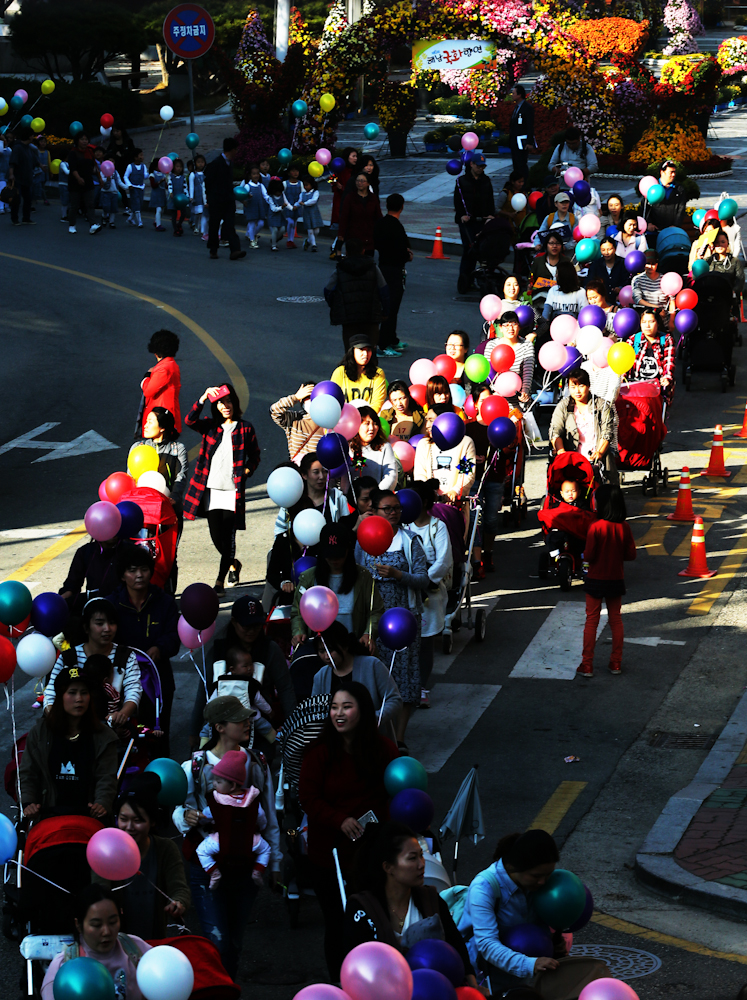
[163,4,215,60]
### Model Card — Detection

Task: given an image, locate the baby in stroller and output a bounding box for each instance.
[468,215,514,296]
[538,453,597,591]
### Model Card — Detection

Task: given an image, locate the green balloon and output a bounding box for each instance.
[185,132,200,149]
[52,957,115,1000]
[533,868,586,930]
[384,756,428,796]
[464,354,491,383]
[718,197,738,221]
[69,120,83,137]
[173,193,189,210]
[0,580,32,627]
[277,147,292,165]
[145,757,188,808]
[576,238,600,264]
[692,259,710,278]
[233,185,250,202]
[646,183,665,205]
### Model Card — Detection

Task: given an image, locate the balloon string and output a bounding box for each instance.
[318,633,334,664]
[10,676,23,815]
[189,651,208,699]
[10,862,70,894]
[201,640,209,703]
[153,123,165,157]
[322,470,330,519]
[377,650,397,728]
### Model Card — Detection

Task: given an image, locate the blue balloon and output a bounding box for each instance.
[168,151,178,161]
[9,95,23,111]
[19,114,32,128]
[500,923,553,958]
[384,756,428,796]
[605,225,619,237]
[293,555,317,582]
[410,968,457,1000]
[612,307,639,339]
[515,304,534,329]
[409,434,425,449]
[311,380,345,407]
[316,432,347,470]
[277,147,293,165]
[292,100,308,119]
[487,417,515,450]
[407,939,464,987]
[390,788,435,833]
[0,813,17,864]
[674,308,698,335]
[560,346,582,375]
[578,304,606,330]
[52,957,115,1000]
[330,157,346,174]
[431,412,465,451]
[116,500,144,539]
[69,121,84,137]
[572,180,591,207]
[30,592,69,638]
[446,159,462,176]
[363,122,380,140]
[625,250,646,275]
[397,488,422,524]
[379,606,418,650]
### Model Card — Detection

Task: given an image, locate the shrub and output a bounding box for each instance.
[0,78,142,138]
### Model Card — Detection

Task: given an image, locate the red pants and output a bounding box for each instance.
[582,594,623,669]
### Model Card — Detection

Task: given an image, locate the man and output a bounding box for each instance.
[324,237,389,350]
[632,249,672,317]
[644,158,688,241]
[548,127,598,177]
[534,175,560,224]
[204,137,246,261]
[453,151,496,294]
[509,85,536,177]
[7,127,38,226]
[374,193,413,358]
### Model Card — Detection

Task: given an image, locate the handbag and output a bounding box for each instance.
[0,182,18,204]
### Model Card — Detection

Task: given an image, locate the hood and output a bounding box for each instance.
[338,256,376,278]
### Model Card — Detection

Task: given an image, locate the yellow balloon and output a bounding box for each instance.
[41,79,55,95]
[50,158,61,174]
[608,342,636,376]
[307,160,323,178]
[320,93,335,113]
[127,445,160,480]
[31,117,45,133]
[0,101,7,117]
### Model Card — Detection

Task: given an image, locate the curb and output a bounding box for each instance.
[635,685,747,921]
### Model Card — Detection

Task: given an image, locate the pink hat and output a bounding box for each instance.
[211,750,247,788]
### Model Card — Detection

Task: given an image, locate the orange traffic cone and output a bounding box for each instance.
[678,517,716,578]
[701,424,731,477]
[734,400,747,438]
[666,467,695,522]
[427,226,450,260]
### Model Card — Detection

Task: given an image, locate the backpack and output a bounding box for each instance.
[632,331,666,354]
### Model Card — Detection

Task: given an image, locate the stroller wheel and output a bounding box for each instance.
[558,556,573,592]
[538,552,550,580]
[287,895,301,929]
[641,475,649,496]
[442,631,453,654]
[730,364,737,386]
[475,608,487,642]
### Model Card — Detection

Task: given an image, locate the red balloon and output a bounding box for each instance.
[528,191,542,210]
[100,113,114,129]
[675,289,698,310]
[489,343,516,375]
[103,471,135,504]
[480,394,510,423]
[433,354,457,382]
[456,989,485,1000]
[704,209,719,222]
[410,383,427,408]
[573,226,582,241]
[0,636,16,683]
[0,614,30,639]
[464,395,477,421]
[357,515,394,557]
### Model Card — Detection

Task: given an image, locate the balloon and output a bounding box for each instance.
[479,395,509,422]
[564,167,583,187]
[692,208,706,228]
[407,940,464,987]
[100,127,112,138]
[446,159,462,176]
[317,432,347,470]
[638,175,657,198]
[177,616,216,650]
[578,305,605,331]
[410,384,427,407]
[608,341,636,375]
[637,216,647,234]
[576,325,603,357]
[660,271,683,297]
[433,354,457,382]
[456,990,485,1000]
[612,307,639,339]
[572,180,591,207]
[363,123,379,140]
[277,147,293,165]
[511,193,527,211]
[464,354,491,383]
[300,585,339,632]
[53,957,115,1000]
[646,183,665,204]
[159,105,174,122]
[533,868,586,929]
[308,395,342,429]
[578,980,639,1000]
[514,305,533,330]
[494,371,522,397]
[432,412,465,450]
[692,259,710,279]
[605,225,619,237]
[293,508,327,547]
[98,114,114,131]
[136,945,194,1000]
[295,988,351,1000]
[180,582,219,631]
[576,238,599,264]
[591,337,613,369]
[550,314,578,345]
[292,100,309,118]
[128,444,160,480]
[19,115,33,129]
[539,341,568,372]
[461,132,479,151]
[315,148,332,166]
[450,384,466,407]
[137,470,169,495]
[487,417,516,449]
[69,120,83,137]
[14,89,28,103]
[560,346,582,375]
[335,403,362,441]
[341,942,413,1000]
[568,886,594,932]
[116,500,145,539]
[30,118,45,133]
[9,96,26,113]
[357,515,394,557]
[84,501,122,542]
[384,756,428,797]
[320,93,336,112]
[719,198,738,222]
[41,79,55,95]
[0,636,16,683]
[624,250,646,275]
[676,288,698,310]
[311,380,346,406]
[378,607,418,649]
[411,970,457,1000]
[572,226,582,242]
[487,343,515,376]
[16,633,56,678]
[0,99,9,116]
[330,157,346,174]
[393,440,416,473]
[675,308,698,335]
[173,192,189,210]
[308,161,324,178]
[479,294,502,323]
[158,155,174,174]
[618,284,634,306]
[578,214,601,238]
[185,132,200,150]
[390,788,435,832]
[99,159,115,179]
[293,555,317,582]
[0,580,32,627]
[87,825,141,880]
[30,593,69,638]
[0,812,17,864]
[500,923,554,957]
[145,758,189,808]
[410,359,437,385]
[100,471,134,504]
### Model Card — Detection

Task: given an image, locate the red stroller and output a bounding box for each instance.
[616,381,669,496]
[538,452,597,591]
[118,486,178,588]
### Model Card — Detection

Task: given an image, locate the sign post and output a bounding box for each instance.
[163,3,215,133]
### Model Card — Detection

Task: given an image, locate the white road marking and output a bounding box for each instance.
[432,589,503,675]
[408,682,501,772]
[0,528,72,540]
[624,637,686,647]
[510,602,607,680]
[0,424,118,462]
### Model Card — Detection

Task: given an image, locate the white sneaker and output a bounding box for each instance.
[89,224,101,234]
[68,226,76,234]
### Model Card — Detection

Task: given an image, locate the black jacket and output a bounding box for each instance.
[204,153,234,205]
[374,214,411,268]
[509,100,535,149]
[586,256,629,303]
[60,539,122,603]
[103,584,180,682]
[643,183,687,230]
[454,171,495,224]
[329,257,386,325]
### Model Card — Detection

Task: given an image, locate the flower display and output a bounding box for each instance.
[662,0,704,55]
[629,117,711,163]
[375,81,418,132]
[567,17,649,58]
[234,7,275,86]
[717,34,747,71]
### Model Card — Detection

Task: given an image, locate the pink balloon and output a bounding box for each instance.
[461,132,479,151]
[315,148,332,166]
[539,341,568,372]
[84,501,122,542]
[295,988,353,1000]
[86,828,141,881]
[638,174,657,198]
[341,942,413,1000]
[14,89,28,104]
[392,440,415,472]
[618,285,634,306]
[100,160,115,179]
[550,314,578,345]
[334,403,362,441]
[98,479,110,502]
[578,214,601,238]
[660,271,683,297]
[572,226,582,241]
[409,358,437,386]
[579,979,639,1000]
[591,337,613,368]
[177,616,216,650]
[158,156,174,174]
[637,216,646,234]
[300,585,339,632]
[479,294,502,322]
[564,166,583,187]
[493,371,522,397]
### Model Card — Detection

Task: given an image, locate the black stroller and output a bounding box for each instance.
[682,272,737,392]
[470,218,512,296]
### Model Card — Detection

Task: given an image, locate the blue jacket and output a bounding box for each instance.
[585,256,628,304]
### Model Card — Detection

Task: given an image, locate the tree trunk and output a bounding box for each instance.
[156,43,170,86]
[131,51,141,89]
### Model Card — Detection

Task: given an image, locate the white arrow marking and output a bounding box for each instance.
[624,637,687,647]
[0,423,118,463]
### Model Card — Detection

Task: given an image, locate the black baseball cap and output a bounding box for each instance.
[319,523,354,557]
[231,595,266,627]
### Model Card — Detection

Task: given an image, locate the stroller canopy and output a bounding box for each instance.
[656,227,691,274]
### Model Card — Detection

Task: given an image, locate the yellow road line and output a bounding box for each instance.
[4,526,88,583]
[528,781,587,834]
[687,528,747,616]
[635,523,672,556]
[591,911,747,965]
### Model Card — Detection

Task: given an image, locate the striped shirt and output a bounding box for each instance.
[487,338,535,395]
[632,272,667,308]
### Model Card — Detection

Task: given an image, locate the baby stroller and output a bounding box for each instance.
[502,414,529,530]
[537,453,597,591]
[118,486,179,589]
[682,272,736,392]
[470,217,513,296]
[616,381,669,495]
[656,226,691,276]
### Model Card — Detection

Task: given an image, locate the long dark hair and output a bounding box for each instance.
[209,383,243,424]
[150,406,178,442]
[318,680,387,781]
[356,154,379,193]
[343,347,378,382]
[350,821,418,901]
[408,477,439,514]
[316,620,368,659]
[388,380,422,418]
[46,670,102,737]
[595,484,627,523]
[315,543,359,594]
[342,146,358,169]
[555,259,580,294]
[494,830,559,871]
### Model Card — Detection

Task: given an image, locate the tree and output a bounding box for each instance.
[9,0,146,82]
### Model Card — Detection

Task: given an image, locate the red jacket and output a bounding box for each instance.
[585,519,636,581]
[141,357,182,433]
[338,192,383,254]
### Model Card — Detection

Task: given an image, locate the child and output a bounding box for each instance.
[189,153,208,239]
[57,157,70,222]
[300,177,323,252]
[195,750,272,889]
[123,148,148,228]
[168,158,189,236]
[559,480,589,507]
[35,135,49,204]
[149,156,167,231]
[266,177,291,252]
[243,163,268,248]
[577,484,636,679]
[283,163,303,248]
[98,161,123,229]
[203,647,276,745]
[0,138,10,214]
[258,158,271,192]
[92,146,104,209]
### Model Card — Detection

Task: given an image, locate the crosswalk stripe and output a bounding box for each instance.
[510,603,606,680]
[408,683,501,772]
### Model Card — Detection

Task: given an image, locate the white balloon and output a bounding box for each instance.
[159,105,175,122]
[308,394,342,430]
[267,467,304,508]
[576,325,604,357]
[17,633,57,678]
[450,383,466,407]
[137,470,170,496]
[100,126,112,137]
[511,193,527,211]
[136,945,194,1000]
[292,508,326,547]
[348,398,370,409]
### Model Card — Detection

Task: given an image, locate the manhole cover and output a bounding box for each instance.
[650,731,715,749]
[570,945,662,979]
[276,296,324,303]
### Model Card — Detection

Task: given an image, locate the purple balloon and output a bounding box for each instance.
[675,308,698,335]
[515,304,534,329]
[568,886,594,932]
[330,157,346,174]
[445,159,462,176]
[578,304,605,330]
[487,417,515,449]
[612,307,639,339]
[311,380,345,407]
[500,923,554,958]
[317,432,347,470]
[116,499,144,539]
[379,606,418,650]
[409,434,425,449]
[410,969,457,1000]
[396,488,422,524]
[293,555,317,583]
[181,582,219,631]
[560,345,582,375]
[407,940,464,987]
[572,180,591,207]
[30,592,69,637]
[625,250,646,275]
[431,412,465,450]
[390,788,435,833]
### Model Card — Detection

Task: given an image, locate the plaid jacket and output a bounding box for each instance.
[632,331,675,384]
[183,400,260,530]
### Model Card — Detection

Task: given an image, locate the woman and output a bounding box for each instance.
[584,278,617,334]
[173,695,280,978]
[386,380,425,441]
[274,453,350,536]
[291,522,384,650]
[350,407,397,488]
[458,830,562,990]
[542,259,587,322]
[529,232,565,304]
[139,328,181,436]
[41,885,151,1000]
[706,228,745,293]
[340,475,378,532]
[345,821,476,987]
[343,153,380,199]
[298,682,399,979]
[425,375,452,411]
[535,192,575,252]
[355,489,429,749]
[614,212,647,258]
[688,217,722,269]
[22,666,119,820]
[582,282,622,405]
[631,308,675,403]
[330,146,358,236]
[184,382,261,595]
[67,132,99,234]
[338,172,383,256]
[499,274,525,315]
[44,598,141,721]
[600,193,625,232]
[490,311,535,405]
[331,340,388,413]
[129,407,188,507]
[311,621,402,729]
[585,237,627,304]
[445,330,470,384]
[414,405,478,502]
[549,368,617,481]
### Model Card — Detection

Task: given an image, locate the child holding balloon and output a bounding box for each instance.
[148,157,168,231]
[284,163,304,248]
[123,148,148,228]
[242,162,268,247]
[168,158,189,237]
[189,153,208,239]
[300,177,323,251]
